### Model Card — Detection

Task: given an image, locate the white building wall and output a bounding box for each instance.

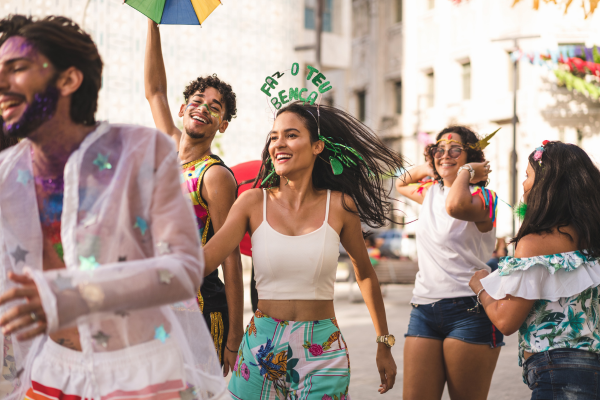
[401,0,600,238]
[0,0,306,166]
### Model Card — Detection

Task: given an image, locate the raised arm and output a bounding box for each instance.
[396,163,435,205]
[144,19,182,145]
[338,195,397,394]
[445,161,493,232]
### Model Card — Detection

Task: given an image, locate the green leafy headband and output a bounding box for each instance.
[260,62,332,110]
[259,63,368,179]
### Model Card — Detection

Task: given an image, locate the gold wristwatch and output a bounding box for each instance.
[376,334,396,348]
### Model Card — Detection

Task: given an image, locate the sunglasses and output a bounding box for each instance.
[432,146,464,159]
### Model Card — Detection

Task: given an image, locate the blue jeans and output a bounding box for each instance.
[524,349,600,399]
[405,296,504,348]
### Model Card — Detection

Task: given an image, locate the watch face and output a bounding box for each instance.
[387,335,396,347]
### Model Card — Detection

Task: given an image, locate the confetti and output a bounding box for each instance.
[156,241,171,255]
[154,324,169,343]
[16,169,32,185]
[158,269,174,284]
[80,283,105,309]
[79,255,100,271]
[92,330,110,348]
[93,153,112,171]
[134,216,148,235]
[10,245,28,264]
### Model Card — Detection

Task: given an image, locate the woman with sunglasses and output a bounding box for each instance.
[396,126,501,400]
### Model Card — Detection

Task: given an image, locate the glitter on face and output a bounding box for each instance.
[3,83,59,139]
[186,102,221,121]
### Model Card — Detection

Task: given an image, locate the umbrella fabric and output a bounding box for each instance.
[125,0,221,25]
[230,160,262,257]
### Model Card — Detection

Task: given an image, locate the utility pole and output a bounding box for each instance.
[491,34,540,238]
[315,0,323,71]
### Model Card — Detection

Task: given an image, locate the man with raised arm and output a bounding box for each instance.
[144,19,243,375]
[0,14,225,398]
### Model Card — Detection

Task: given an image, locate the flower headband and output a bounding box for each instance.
[533,140,549,165]
[435,128,501,150]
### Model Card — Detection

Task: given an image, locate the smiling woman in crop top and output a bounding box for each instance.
[396,126,501,400]
[203,102,404,399]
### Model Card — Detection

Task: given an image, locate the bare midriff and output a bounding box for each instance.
[523,351,533,361]
[257,299,335,322]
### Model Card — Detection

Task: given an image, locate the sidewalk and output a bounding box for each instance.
[238,275,531,399]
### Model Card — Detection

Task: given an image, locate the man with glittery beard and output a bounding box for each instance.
[0,15,225,399]
[144,19,243,376]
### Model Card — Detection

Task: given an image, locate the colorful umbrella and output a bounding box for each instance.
[125,0,222,25]
[230,160,262,257]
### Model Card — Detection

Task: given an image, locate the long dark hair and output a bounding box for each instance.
[0,15,102,126]
[425,126,487,187]
[252,101,405,228]
[512,141,600,258]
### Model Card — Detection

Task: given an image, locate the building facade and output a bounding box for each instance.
[400,0,600,237]
[0,0,351,166]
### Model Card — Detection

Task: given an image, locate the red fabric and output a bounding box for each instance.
[230,161,263,257]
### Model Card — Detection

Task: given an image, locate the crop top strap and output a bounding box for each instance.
[262,189,267,221]
[324,189,331,223]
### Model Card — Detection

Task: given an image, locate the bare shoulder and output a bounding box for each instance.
[329,190,359,216]
[203,163,237,192]
[515,228,578,258]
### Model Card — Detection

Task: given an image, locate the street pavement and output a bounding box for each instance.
[238,276,531,399]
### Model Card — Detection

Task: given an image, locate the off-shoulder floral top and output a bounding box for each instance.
[497,251,600,367]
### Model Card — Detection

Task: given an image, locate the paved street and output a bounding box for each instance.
[237,275,531,399]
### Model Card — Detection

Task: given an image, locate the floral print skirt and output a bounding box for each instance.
[229,309,351,400]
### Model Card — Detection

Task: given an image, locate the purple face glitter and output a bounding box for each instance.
[3,81,60,139]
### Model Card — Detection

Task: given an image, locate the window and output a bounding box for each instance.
[357,91,366,121]
[461,62,471,100]
[305,0,333,32]
[396,0,402,23]
[426,72,434,107]
[428,0,435,10]
[394,81,402,114]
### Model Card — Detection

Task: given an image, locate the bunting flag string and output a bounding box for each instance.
[511,44,600,100]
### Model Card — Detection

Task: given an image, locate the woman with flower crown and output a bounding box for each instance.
[469,141,600,400]
[396,126,502,400]
[202,101,402,399]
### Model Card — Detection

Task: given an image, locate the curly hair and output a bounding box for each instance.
[0,15,102,126]
[252,101,406,229]
[425,125,487,187]
[512,141,600,258]
[183,74,237,122]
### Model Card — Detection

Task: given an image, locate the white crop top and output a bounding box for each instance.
[251,189,341,300]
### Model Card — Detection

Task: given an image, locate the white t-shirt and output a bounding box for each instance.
[412,183,496,304]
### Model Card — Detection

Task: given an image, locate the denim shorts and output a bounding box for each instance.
[524,349,600,400]
[405,296,504,348]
